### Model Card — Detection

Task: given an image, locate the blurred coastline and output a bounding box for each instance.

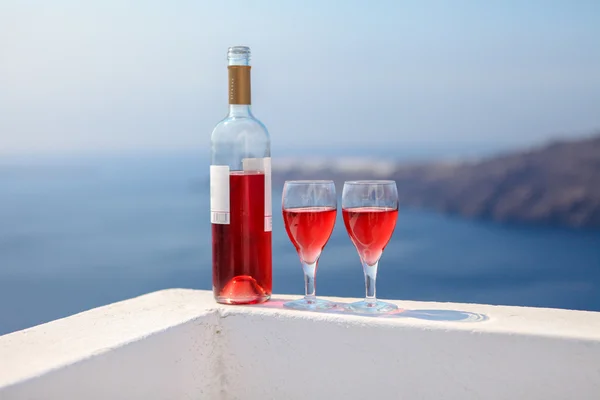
[271,133,600,229]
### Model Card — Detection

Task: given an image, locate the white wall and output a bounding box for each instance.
[1,290,600,400]
[0,290,222,399]
[221,310,600,399]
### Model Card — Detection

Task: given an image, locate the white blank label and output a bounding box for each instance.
[210,165,230,225]
[264,157,272,232]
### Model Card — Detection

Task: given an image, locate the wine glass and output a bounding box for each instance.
[342,180,399,313]
[282,180,338,310]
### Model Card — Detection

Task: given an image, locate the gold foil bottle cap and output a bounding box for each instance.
[227,46,251,105]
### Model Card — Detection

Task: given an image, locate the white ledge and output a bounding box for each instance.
[1,289,600,399]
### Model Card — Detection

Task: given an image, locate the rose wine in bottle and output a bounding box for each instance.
[210,46,272,304]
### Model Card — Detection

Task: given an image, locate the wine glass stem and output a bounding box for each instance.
[302,260,317,303]
[363,261,378,306]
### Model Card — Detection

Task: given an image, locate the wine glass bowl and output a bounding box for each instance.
[282,180,338,311]
[342,180,399,313]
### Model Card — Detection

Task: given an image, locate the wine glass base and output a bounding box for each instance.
[283,297,338,311]
[347,300,399,314]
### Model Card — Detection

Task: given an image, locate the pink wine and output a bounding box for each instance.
[283,207,337,264]
[212,171,272,304]
[342,207,398,266]
[210,46,272,304]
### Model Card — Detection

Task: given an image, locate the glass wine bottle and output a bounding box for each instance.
[210,46,272,304]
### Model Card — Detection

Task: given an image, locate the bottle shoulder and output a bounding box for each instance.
[211,114,270,141]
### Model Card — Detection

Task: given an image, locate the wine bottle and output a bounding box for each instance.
[210,46,272,304]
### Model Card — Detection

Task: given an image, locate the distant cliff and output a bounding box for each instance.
[272,134,600,229]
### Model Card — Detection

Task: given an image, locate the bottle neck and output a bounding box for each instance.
[228,104,252,117]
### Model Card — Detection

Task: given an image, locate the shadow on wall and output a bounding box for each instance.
[252,298,489,323]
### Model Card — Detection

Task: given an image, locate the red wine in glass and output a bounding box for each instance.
[282,180,338,311]
[283,206,337,264]
[212,171,272,304]
[342,180,399,313]
[342,207,398,266]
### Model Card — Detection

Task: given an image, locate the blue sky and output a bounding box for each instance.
[1,0,599,155]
